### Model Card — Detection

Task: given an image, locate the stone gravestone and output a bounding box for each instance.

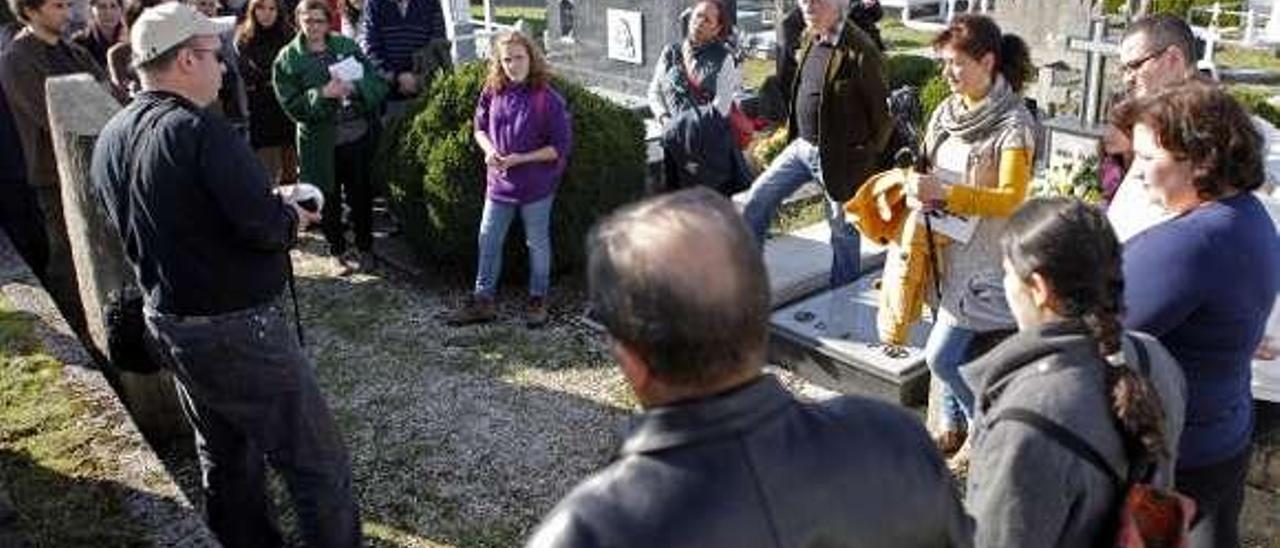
[47,74,187,441]
[544,0,692,100]
[993,0,1094,67]
[1040,19,1118,177]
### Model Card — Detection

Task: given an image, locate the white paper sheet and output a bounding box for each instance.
[924,139,980,244]
[328,57,364,82]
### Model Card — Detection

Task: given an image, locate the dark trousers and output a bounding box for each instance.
[146,298,360,548]
[324,134,373,255]
[0,180,48,278]
[1177,447,1251,548]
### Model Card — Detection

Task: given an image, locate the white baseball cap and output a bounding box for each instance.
[130,3,234,68]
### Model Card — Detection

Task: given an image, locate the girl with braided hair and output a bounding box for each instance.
[963,197,1186,547]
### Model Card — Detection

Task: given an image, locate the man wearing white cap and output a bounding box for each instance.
[89,4,359,546]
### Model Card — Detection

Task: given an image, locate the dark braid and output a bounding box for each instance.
[1003,198,1169,474]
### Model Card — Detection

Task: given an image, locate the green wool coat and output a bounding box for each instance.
[273,33,388,193]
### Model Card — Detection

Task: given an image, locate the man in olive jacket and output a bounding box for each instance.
[527,188,972,548]
[742,0,891,288]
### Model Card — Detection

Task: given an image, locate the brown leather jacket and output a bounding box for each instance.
[786,22,892,202]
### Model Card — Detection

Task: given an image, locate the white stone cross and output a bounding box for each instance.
[1065,18,1118,126]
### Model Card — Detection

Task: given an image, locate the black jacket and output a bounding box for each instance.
[527,375,973,548]
[660,104,750,196]
[91,91,298,316]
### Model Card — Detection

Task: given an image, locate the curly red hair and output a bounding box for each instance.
[484,31,552,93]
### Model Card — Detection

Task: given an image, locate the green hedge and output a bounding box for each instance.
[1101,0,1243,21]
[1229,86,1280,129]
[382,62,646,282]
[885,54,939,90]
[921,75,951,123]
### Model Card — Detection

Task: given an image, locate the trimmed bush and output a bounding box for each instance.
[382,62,647,282]
[1229,86,1280,128]
[921,75,951,123]
[886,54,939,90]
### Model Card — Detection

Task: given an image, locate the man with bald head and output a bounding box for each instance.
[526,187,972,548]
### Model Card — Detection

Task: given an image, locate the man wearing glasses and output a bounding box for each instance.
[90,4,359,546]
[1107,14,1208,242]
[1108,14,1279,242]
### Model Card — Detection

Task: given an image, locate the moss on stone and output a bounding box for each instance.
[0,296,148,546]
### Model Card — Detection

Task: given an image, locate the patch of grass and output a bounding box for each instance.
[0,296,147,546]
[606,377,640,411]
[1228,84,1280,128]
[742,57,773,90]
[1219,44,1280,73]
[308,285,407,343]
[467,3,547,39]
[881,19,935,52]
[365,521,452,547]
[454,521,526,548]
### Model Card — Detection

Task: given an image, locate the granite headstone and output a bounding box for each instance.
[545,0,737,99]
[993,0,1095,66]
[47,74,187,441]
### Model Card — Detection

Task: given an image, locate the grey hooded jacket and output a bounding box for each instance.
[962,322,1186,548]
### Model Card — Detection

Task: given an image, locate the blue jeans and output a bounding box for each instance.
[146,298,360,548]
[741,138,862,288]
[924,308,977,431]
[475,194,554,298]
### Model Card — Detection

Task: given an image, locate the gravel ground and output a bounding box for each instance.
[282,235,627,547]
[149,233,1278,547]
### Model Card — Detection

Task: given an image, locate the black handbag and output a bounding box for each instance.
[103,286,162,374]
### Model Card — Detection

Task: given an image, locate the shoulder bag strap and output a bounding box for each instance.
[991,407,1125,488]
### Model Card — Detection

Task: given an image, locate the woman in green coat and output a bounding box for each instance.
[273,0,387,273]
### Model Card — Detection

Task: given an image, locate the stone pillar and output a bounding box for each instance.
[46,74,188,442]
[1266,0,1280,43]
[440,0,477,62]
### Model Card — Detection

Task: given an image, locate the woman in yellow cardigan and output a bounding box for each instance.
[906,14,1037,462]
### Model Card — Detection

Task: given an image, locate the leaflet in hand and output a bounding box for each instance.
[923,139,979,244]
[328,57,364,82]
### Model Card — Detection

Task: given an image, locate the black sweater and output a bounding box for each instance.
[92,91,299,316]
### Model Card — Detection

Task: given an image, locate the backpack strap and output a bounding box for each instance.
[990,407,1125,488]
[1126,333,1151,376]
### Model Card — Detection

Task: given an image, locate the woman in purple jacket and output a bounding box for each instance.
[446,31,572,328]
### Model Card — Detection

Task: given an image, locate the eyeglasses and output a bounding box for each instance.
[186,46,224,64]
[1121,46,1168,74]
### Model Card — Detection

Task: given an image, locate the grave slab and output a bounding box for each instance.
[993,0,1093,67]
[769,270,932,405]
[763,222,886,307]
